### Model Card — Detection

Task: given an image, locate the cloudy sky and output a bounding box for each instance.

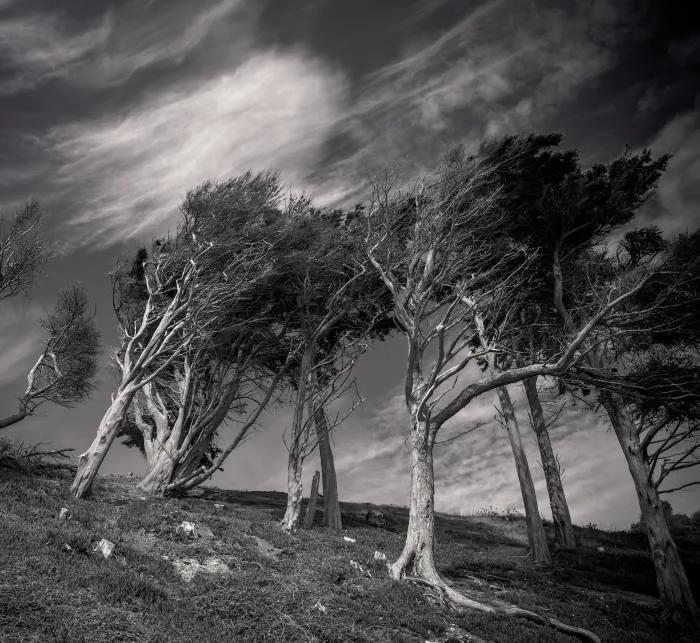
[1,0,699,529]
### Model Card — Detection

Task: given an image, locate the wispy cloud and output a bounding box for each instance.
[305,0,615,209]
[0,0,248,94]
[644,110,700,235]
[46,49,349,246]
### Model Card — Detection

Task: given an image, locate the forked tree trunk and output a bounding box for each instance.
[523,377,576,549]
[138,446,177,495]
[314,406,343,533]
[601,391,699,619]
[304,470,321,529]
[389,418,441,582]
[281,452,304,532]
[71,387,136,499]
[497,386,552,564]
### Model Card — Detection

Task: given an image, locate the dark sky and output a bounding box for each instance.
[1,0,699,528]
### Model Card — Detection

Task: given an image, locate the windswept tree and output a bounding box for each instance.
[0,285,100,430]
[495,133,699,620]
[360,139,644,641]
[0,199,51,302]
[523,377,576,549]
[274,208,389,532]
[72,172,289,499]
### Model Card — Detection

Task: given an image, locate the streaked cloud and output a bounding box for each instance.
[46,49,349,246]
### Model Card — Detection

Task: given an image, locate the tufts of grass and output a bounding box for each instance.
[1,473,699,642]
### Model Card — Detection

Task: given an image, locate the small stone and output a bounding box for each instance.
[58,508,70,520]
[312,601,327,613]
[94,539,115,558]
[343,536,356,543]
[176,521,198,538]
[214,503,225,510]
[373,551,387,561]
[62,543,72,552]
[596,546,606,552]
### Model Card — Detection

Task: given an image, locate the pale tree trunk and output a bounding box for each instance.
[0,411,28,431]
[281,452,303,532]
[601,391,699,619]
[138,447,177,495]
[523,376,576,549]
[314,406,343,533]
[497,386,552,564]
[71,388,136,499]
[304,470,321,529]
[389,417,441,582]
[281,341,314,532]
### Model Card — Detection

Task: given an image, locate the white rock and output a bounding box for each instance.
[94,539,115,558]
[176,521,198,538]
[214,504,225,510]
[373,551,387,561]
[172,556,230,583]
[596,546,606,552]
[312,601,327,613]
[58,507,70,520]
[343,536,356,543]
[62,543,72,552]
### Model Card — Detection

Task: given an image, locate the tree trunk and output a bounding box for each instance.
[523,377,576,549]
[497,386,552,564]
[314,406,343,533]
[389,419,441,582]
[304,470,321,529]
[0,410,28,431]
[137,444,177,495]
[281,451,304,532]
[71,387,136,499]
[601,391,699,619]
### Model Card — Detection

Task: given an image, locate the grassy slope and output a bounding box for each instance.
[1,471,698,643]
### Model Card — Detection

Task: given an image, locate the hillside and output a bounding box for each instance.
[1,471,698,643]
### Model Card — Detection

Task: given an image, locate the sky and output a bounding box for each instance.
[1,0,699,529]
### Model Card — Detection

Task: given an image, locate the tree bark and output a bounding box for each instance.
[304,470,321,529]
[497,386,552,564]
[389,418,441,582]
[71,387,136,499]
[137,446,177,495]
[0,410,28,431]
[601,391,699,619]
[523,376,576,549]
[314,406,343,533]
[281,452,304,532]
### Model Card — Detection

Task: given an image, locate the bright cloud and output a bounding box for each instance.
[46,49,349,246]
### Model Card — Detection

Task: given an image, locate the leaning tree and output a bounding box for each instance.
[494,133,699,620]
[272,206,390,532]
[71,173,289,499]
[360,137,650,642]
[0,285,100,431]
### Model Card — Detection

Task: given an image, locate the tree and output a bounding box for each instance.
[71,191,282,499]
[361,140,636,641]
[0,285,100,430]
[523,377,577,549]
[0,200,51,303]
[495,133,699,620]
[274,209,387,532]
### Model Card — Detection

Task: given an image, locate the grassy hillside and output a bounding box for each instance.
[1,470,698,642]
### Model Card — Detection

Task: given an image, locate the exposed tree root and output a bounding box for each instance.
[404,575,601,643]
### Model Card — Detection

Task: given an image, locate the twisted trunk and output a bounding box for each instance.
[138,447,177,495]
[523,376,576,549]
[71,387,136,499]
[281,453,304,532]
[497,386,552,564]
[314,406,343,533]
[601,391,699,619]
[389,417,439,581]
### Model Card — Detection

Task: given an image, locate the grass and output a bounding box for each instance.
[0,469,698,642]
